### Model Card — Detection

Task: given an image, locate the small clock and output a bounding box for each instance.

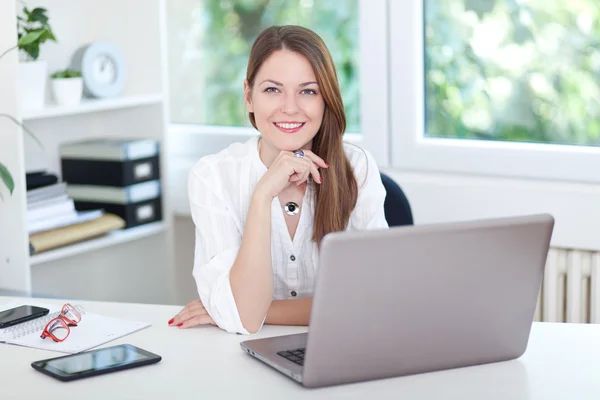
[71,41,126,98]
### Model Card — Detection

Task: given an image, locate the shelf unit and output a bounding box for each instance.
[0,0,176,305]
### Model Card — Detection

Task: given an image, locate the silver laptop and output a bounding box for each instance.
[240,214,554,388]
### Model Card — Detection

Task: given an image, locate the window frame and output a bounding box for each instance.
[389,0,600,184]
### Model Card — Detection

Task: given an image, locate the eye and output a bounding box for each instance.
[301,89,317,95]
[264,87,280,93]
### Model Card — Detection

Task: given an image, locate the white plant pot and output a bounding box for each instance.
[51,78,83,106]
[18,60,48,109]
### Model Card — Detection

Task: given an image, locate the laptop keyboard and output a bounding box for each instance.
[277,348,305,366]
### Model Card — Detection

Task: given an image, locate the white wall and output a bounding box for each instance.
[173,215,198,305]
[384,170,600,252]
[31,232,175,304]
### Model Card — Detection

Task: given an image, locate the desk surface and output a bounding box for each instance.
[1,296,599,399]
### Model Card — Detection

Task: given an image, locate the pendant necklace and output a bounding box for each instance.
[284,202,300,216]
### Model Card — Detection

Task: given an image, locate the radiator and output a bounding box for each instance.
[534,248,600,323]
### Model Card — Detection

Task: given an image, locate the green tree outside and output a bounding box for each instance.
[425,0,600,146]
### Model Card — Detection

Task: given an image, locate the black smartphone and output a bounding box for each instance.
[31,344,162,382]
[0,305,49,328]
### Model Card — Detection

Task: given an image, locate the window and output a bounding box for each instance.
[390,0,600,183]
[166,0,360,133]
[424,0,600,147]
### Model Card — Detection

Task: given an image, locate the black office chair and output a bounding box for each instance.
[380,172,414,227]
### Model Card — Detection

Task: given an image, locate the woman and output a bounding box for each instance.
[169,25,388,334]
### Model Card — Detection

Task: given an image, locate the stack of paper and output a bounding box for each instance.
[27,181,126,255]
[27,182,105,234]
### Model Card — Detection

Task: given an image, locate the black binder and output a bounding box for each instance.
[74,197,163,229]
[61,156,160,187]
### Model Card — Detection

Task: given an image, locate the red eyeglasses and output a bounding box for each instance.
[40,304,83,342]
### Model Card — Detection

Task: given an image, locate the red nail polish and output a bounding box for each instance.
[324,162,329,167]
[168,318,174,325]
[177,323,183,327]
[318,177,322,183]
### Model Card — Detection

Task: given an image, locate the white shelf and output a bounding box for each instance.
[29,221,166,266]
[22,94,164,121]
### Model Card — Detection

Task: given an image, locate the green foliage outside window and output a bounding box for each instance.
[425,0,600,146]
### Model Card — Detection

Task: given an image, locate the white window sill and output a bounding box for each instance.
[167,123,362,156]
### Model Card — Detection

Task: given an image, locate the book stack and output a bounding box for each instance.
[60,138,163,229]
[27,177,126,255]
[27,181,100,235]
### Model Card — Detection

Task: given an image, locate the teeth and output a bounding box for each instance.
[276,122,303,129]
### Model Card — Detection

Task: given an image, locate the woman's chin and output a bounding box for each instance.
[265,133,314,152]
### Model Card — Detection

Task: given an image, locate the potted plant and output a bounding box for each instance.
[50,69,83,105]
[16,6,57,109]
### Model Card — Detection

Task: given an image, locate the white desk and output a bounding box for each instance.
[1,296,599,399]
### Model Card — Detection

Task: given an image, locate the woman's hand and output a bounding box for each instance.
[168,299,216,328]
[255,150,328,199]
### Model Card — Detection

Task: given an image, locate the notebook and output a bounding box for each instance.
[0,301,151,354]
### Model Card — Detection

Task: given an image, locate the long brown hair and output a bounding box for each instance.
[246,25,358,245]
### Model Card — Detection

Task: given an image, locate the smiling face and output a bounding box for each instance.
[244,49,325,156]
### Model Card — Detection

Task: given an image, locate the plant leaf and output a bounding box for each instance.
[29,8,48,24]
[28,43,40,61]
[38,29,51,43]
[0,162,15,195]
[45,27,57,42]
[38,28,57,44]
[18,30,44,46]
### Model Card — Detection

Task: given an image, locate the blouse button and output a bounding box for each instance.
[290,255,296,261]
[291,291,297,297]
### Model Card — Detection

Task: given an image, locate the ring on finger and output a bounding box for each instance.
[293,149,305,158]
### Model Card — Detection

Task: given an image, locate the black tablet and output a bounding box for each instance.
[31,344,162,382]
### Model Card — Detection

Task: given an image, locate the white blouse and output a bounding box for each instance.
[188,135,388,335]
